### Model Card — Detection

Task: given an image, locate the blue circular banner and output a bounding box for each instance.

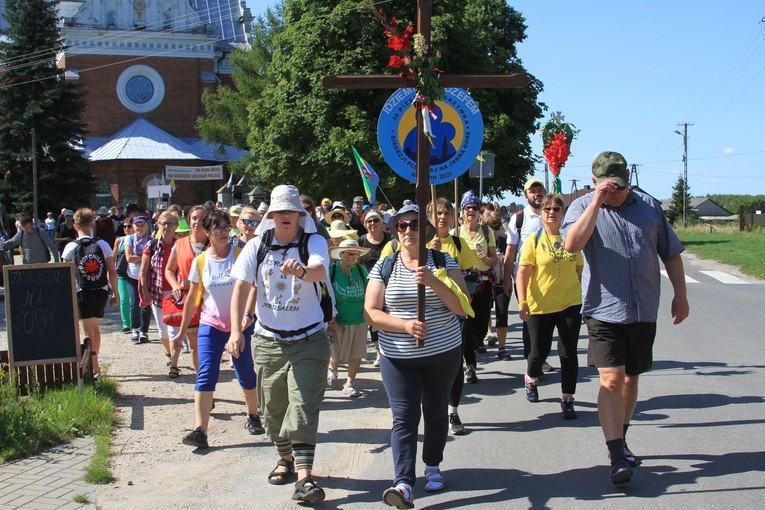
[377,88,484,185]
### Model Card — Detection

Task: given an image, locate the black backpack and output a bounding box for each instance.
[74,238,108,291]
[380,249,447,286]
[255,229,333,323]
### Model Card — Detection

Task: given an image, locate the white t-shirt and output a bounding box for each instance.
[62,236,114,292]
[124,233,152,280]
[506,207,542,277]
[188,248,236,332]
[231,231,330,340]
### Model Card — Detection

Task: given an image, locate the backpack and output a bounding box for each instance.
[74,238,108,291]
[255,228,333,324]
[388,235,460,255]
[380,249,447,286]
[329,261,368,291]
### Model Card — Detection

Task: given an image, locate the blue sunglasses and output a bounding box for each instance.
[241,219,259,227]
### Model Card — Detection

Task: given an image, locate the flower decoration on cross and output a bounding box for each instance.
[542,112,579,194]
[374,8,445,147]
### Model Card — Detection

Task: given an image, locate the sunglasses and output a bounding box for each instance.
[396,219,419,232]
[542,206,562,213]
[463,205,479,211]
[365,217,380,224]
[241,218,259,227]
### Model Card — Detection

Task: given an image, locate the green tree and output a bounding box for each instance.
[0,0,93,218]
[200,0,544,204]
[668,175,696,226]
[197,5,285,176]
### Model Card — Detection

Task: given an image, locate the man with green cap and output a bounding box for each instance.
[561,151,689,485]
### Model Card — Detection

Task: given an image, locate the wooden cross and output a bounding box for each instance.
[323,0,529,342]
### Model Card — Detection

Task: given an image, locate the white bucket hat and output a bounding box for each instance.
[255,185,316,235]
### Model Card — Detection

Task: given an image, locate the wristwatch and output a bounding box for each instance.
[299,266,308,279]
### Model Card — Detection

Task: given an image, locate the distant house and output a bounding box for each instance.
[660,197,736,221]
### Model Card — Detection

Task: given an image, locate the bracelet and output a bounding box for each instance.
[245,312,254,321]
[299,266,308,279]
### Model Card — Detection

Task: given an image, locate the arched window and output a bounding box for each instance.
[95,181,112,209]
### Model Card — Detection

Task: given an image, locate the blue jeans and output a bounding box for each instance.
[380,346,461,487]
[124,276,151,333]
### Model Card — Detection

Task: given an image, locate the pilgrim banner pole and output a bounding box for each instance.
[322,0,529,343]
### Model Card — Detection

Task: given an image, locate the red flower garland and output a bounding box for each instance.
[543,133,571,176]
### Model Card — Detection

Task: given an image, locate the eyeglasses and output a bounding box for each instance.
[542,206,562,213]
[209,225,231,233]
[159,222,178,228]
[396,219,419,232]
[463,205,479,211]
[365,218,380,224]
[241,218,259,227]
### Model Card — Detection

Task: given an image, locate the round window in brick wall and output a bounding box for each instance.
[117,65,164,113]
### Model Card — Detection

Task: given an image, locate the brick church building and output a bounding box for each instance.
[44,0,251,209]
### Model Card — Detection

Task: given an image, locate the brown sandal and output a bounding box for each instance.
[168,366,180,379]
[268,458,295,485]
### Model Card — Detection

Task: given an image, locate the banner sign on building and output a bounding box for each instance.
[377,88,484,185]
[165,165,224,181]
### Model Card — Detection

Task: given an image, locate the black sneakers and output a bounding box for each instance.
[610,459,633,485]
[182,427,208,448]
[525,381,539,402]
[561,398,577,419]
[448,413,465,435]
[245,414,265,435]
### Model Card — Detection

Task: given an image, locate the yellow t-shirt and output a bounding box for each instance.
[451,225,495,272]
[518,230,583,314]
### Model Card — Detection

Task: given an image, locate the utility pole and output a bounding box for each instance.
[630,163,640,188]
[32,128,38,226]
[674,123,693,228]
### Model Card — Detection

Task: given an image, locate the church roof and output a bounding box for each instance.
[85,118,247,162]
[194,0,250,47]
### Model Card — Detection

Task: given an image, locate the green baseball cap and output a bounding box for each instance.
[592,151,629,187]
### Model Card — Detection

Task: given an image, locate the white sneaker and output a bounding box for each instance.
[373,358,381,367]
[327,369,337,387]
[343,383,361,398]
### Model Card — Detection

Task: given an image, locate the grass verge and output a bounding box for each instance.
[676,226,765,279]
[0,372,117,483]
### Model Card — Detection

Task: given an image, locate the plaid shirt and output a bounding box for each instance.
[143,239,173,306]
[561,189,684,324]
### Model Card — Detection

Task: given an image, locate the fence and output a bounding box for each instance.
[0,340,90,396]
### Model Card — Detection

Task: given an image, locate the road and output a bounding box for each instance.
[1,253,763,509]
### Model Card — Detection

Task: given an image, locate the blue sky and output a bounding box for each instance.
[248,1,764,202]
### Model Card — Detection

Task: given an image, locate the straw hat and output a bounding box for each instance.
[323,204,351,224]
[329,239,371,260]
[326,219,357,239]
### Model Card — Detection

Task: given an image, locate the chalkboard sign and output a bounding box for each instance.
[4,263,81,366]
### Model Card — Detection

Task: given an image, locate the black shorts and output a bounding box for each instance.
[77,289,109,320]
[585,317,657,375]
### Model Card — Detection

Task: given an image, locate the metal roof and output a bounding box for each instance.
[85,118,247,162]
